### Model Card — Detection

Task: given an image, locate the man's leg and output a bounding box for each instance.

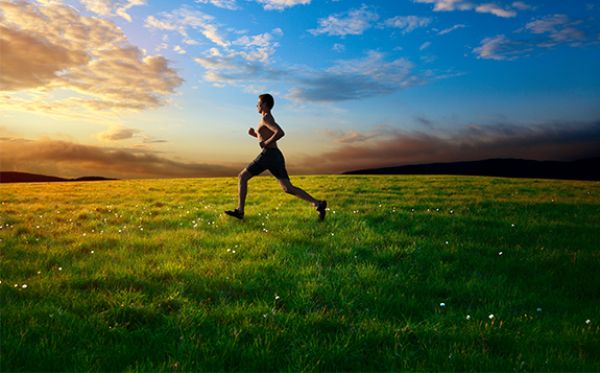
[237,168,253,213]
[279,179,319,206]
[279,179,327,220]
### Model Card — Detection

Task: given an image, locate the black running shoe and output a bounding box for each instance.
[225,209,244,220]
[316,200,327,221]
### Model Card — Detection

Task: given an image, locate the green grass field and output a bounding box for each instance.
[1,175,599,371]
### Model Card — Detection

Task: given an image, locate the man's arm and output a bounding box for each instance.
[260,115,285,147]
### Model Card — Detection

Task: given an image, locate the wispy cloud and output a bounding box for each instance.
[0,137,240,179]
[287,51,420,102]
[437,24,466,35]
[256,0,311,11]
[309,5,379,37]
[79,0,146,22]
[145,6,228,46]
[192,27,284,87]
[194,49,428,102]
[382,16,432,34]
[195,0,239,10]
[0,1,182,114]
[97,125,141,141]
[475,3,516,18]
[414,0,524,18]
[295,121,600,173]
[474,34,532,60]
[474,14,594,60]
[525,14,586,47]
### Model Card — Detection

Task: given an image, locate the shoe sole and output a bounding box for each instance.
[317,201,327,221]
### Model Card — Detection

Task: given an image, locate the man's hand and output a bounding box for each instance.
[259,140,266,148]
[248,127,257,137]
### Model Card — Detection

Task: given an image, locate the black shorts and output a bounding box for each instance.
[246,147,289,180]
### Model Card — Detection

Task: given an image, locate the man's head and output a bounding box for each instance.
[258,93,274,113]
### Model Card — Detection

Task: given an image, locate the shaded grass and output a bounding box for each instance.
[1,175,599,371]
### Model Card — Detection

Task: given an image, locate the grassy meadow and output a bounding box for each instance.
[1,175,599,371]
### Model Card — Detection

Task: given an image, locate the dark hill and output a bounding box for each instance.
[343,158,600,181]
[0,172,116,184]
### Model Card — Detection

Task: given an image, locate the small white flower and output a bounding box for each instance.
[445,241,449,245]
[536,307,542,312]
[90,250,95,254]
[22,284,28,289]
[440,302,446,307]
[58,267,63,271]
[275,295,280,300]
[586,319,591,324]
[466,315,471,320]
[489,314,494,319]
[498,251,503,256]
[511,224,515,227]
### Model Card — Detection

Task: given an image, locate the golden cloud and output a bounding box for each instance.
[0,1,182,113]
[0,137,241,179]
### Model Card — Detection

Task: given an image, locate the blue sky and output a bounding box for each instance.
[1,0,599,178]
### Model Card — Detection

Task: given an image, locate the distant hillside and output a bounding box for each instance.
[343,158,600,181]
[0,172,117,184]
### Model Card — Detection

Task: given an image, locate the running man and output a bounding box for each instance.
[225,93,327,220]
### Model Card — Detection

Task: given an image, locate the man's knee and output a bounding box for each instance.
[281,183,295,194]
[239,169,251,181]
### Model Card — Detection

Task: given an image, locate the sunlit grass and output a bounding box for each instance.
[1,175,599,371]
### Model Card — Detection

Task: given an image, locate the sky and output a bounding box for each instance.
[1,0,600,178]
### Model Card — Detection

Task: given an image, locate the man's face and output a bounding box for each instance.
[256,98,267,113]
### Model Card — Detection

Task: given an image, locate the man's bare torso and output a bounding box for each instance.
[257,115,279,149]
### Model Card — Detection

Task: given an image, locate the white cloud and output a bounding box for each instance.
[256,0,311,11]
[383,16,432,33]
[415,0,473,12]
[512,1,532,11]
[79,0,146,22]
[475,3,516,18]
[420,41,432,50]
[192,27,284,88]
[195,0,239,10]
[145,7,228,47]
[473,34,531,60]
[232,30,281,62]
[437,24,466,35]
[0,1,182,113]
[475,14,592,60]
[332,43,345,52]
[526,14,586,47]
[288,51,419,102]
[309,5,379,37]
[415,0,522,18]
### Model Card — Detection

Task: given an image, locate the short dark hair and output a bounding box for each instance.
[259,93,274,110]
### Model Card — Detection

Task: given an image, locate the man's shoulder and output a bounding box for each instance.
[262,112,275,122]
[262,113,279,127]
